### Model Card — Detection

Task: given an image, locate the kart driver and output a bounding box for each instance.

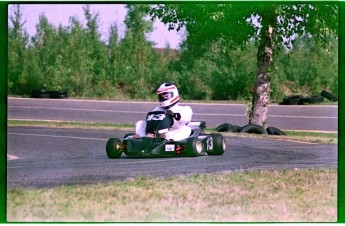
[135,83,193,141]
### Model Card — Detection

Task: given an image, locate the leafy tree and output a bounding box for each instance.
[108,23,120,86]
[271,35,338,100]
[8,3,336,105]
[118,4,156,98]
[18,47,43,95]
[8,4,30,94]
[174,39,257,101]
[31,14,62,90]
[83,5,108,90]
[148,3,338,127]
[62,16,93,97]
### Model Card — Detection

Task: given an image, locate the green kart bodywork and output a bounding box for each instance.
[106,112,226,158]
[106,128,226,158]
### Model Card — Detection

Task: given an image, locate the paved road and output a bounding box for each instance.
[8,97,338,132]
[7,126,337,188]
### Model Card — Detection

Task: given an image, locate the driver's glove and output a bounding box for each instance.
[166,110,181,120]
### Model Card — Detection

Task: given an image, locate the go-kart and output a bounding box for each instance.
[106,111,226,158]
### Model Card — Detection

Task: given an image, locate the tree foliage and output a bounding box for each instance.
[8,4,338,109]
[148,3,338,126]
[148,3,337,52]
[8,4,30,94]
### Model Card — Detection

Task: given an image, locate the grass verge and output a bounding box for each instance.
[7,119,338,144]
[222,130,337,144]
[7,168,337,222]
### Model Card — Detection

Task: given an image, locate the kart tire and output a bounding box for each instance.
[321,90,338,101]
[208,133,225,155]
[240,124,267,134]
[266,127,287,136]
[309,95,324,104]
[281,95,303,105]
[186,137,203,157]
[300,96,311,105]
[232,125,242,132]
[50,90,68,99]
[106,138,123,159]
[31,89,50,98]
[301,95,324,105]
[320,90,338,101]
[215,123,234,132]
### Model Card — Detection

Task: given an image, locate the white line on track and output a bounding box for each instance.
[8,118,338,133]
[7,105,337,119]
[8,105,147,114]
[8,130,327,147]
[7,155,19,160]
[8,97,244,106]
[8,105,245,117]
[8,97,338,108]
[7,157,189,169]
[7,132,108,141]
[9,118,75,123]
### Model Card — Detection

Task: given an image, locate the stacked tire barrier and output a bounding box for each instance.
[215,123,287,136]
[279,90,337,105]
[31,90,68,99]
[31,89,51,98]
[320,90,338,101]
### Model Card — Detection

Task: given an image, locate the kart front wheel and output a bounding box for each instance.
[106,138,123,159]
[186,137,203,157]
[208,133,226,155]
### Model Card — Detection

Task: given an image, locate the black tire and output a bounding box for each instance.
[266,127,287,136]
[282,95,303,105]
[106,138,123,159]
[300,96,311,104]
[207,133,226,155]
[300,95,324,105]
[186,137,203,157]
[240,124,267,134]
[50,90,68,99]
[215,123,237,132]
[215,123,232,132]
[232,125,242,132]
[321,90,338,101]
[31,89,50,98]
[309,95,324,104]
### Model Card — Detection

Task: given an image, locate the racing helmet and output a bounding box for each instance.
[157,83,180,110]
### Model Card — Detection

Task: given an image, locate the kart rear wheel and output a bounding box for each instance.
[106,138,123,159]
[208,133,226,155]
[186,137,203,157]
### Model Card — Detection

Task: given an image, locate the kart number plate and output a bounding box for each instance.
[165,144,175,152]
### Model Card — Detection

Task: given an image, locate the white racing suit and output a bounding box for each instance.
[135,104,193,141]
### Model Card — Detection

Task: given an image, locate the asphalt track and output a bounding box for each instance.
[7,126,337,189]
[8,97,338,132]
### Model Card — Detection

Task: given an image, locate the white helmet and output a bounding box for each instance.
[157,83,180,110]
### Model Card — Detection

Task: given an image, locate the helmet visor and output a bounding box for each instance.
[158,92,173,102]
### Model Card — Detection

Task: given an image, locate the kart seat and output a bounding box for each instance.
[188,121,206,133]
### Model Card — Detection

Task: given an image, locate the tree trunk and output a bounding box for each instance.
[249,15,275,128]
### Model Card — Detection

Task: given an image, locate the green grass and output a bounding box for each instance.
[223,130,337,144]
[7,168,337,222]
